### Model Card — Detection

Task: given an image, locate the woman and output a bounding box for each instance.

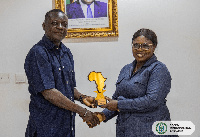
[96,28,177,137]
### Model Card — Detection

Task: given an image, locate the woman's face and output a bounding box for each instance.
[132,35,156,63]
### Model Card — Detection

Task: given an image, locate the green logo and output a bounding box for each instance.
[156,122,167,134]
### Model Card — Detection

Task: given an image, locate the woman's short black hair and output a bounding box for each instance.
[132,28,158,46]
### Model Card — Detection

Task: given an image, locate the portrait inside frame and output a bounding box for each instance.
[54,0,118,38]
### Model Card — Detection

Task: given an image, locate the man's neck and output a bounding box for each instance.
[45,35,61,48]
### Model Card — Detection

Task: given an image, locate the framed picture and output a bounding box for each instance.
[53,0,118,38]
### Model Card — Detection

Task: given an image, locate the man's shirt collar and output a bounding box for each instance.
[41,35,67,52]
[41,35,56,50]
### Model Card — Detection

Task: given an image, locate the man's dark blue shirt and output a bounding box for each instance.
[24,35,76,137]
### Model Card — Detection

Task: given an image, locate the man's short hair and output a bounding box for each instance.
[44,9,66,23]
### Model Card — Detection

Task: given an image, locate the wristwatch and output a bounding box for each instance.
[83,110,88,117]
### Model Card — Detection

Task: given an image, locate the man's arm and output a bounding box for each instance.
[74,88,83,100]
[41,88,99,126]
[42,88,85,116]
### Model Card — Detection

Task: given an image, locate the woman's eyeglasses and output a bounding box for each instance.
[131,43,153,50]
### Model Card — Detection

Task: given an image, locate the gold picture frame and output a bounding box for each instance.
[54,0,118,38]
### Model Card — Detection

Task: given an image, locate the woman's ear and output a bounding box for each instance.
[152,45,156,52]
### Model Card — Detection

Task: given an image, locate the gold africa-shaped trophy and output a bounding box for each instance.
[88,71,107,107]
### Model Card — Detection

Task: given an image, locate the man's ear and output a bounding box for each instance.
[42,22,45,31]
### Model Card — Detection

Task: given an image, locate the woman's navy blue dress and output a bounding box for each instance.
[103,55,178,137]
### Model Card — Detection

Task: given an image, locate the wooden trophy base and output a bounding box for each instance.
[95,99,107,107]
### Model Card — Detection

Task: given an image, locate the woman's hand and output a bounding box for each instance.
[94,112,106,122]
[101,96,118,111]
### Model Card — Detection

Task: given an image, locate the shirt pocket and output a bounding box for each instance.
[139,116,154,134]
[68,70,75,85]
[51,62,62,80]
[134,76,147,86]
[117,112,132,124]
[133,77,148,96]
[140,115,155,123]
[63,68,75,86]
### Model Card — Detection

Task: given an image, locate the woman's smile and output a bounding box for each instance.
[136,53,145,58]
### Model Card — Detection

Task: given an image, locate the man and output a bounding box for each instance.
[24,9,99,137]
[66,0,107,19]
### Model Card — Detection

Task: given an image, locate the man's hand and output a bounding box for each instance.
[82,96,96,108]
[81,110,100,128]
[100,96,118,111]
[85,112,106,128]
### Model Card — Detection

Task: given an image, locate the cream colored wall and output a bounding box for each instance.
[0,0,200,137]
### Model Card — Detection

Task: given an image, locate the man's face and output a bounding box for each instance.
[43,12,68,44]
[81,0,95,4]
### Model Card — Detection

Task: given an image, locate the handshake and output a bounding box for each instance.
[80,111,106,128]
[78,95,118,128]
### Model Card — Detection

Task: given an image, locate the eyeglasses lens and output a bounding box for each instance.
[132,43,150,50]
